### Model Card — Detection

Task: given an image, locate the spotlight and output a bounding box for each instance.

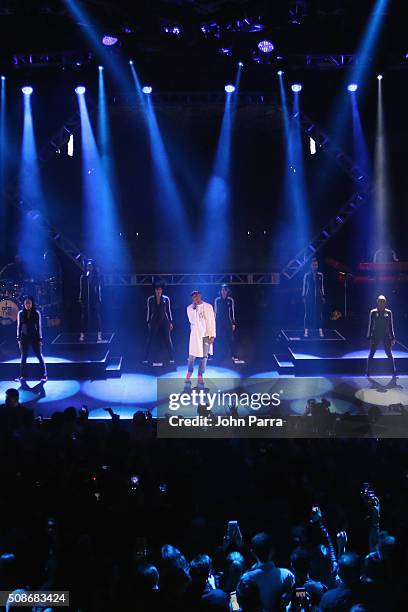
[21,86,33,95]
[238,61,244,67]
[377,74,383,80]
[225,84,235,93]
[291,83,302,93]
[129,59,134,65]
[217,47,233,56]
[258,40,274,53]
[277,70,284,76]
[75,85,86,95]
[142,86,152,94]
[347,83,358,92]
[1,75,5,81]
[98,65,104,71]
[162,23,181,35]
[102,34,118,46]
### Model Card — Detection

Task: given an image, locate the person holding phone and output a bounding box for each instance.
[17,296,47,382]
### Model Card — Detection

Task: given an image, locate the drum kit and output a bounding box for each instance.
[0,277,60,326]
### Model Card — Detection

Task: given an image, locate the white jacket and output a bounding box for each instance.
[187,301,216,357]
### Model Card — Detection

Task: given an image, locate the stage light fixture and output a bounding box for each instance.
[347,83,358,92]
[21,86,33,95]
[98,65,104,71]
[291,83,302,92]
[377,74,383,80]
[102,34,118,46]
[142,86,152,94]
[258,40,274,53]
[129,59,134,65]
[238,61,244,67]
[225,84,235,93]
[162,23,181,35]
[75,85,86,95]
[1,75,5,81]
[277,70,284,76]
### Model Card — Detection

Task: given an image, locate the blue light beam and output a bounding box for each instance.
[18,90,49,276]
[129,62,191,257]
[200,63,242,270]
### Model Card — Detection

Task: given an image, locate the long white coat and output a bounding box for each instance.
[187,301,216,357]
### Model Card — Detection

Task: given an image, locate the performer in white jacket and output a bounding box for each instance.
[185,290,216,384]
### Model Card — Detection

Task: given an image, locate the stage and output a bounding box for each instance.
[1,358,408,435]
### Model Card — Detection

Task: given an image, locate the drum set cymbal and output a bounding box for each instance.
[0,277,60,326]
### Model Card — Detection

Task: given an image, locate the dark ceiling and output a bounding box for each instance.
[0,0,407,71]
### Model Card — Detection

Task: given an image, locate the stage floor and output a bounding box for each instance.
[1,364,408,422]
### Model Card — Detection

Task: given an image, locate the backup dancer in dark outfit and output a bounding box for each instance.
[214,284,241,363]
[143,284,174,364]
[79,260,102,342]
[367,294,396,377]
[17,296,47,382]
[302,258,325,338]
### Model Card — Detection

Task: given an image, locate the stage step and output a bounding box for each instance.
[105,356,122,378]
[273,354,295,374]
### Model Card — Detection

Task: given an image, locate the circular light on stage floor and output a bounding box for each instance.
[0,379,80,404]
[355,383,408,407]
[244,374,333,402]
[82,372,157,404]
[160,365,241,380]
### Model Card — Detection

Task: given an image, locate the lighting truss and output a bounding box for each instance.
[103,272,281,286]
[290,54,357,69]
[11,50,94,68]
[279,108,373,280]
[4,109,89,269]
[281,191,370,279]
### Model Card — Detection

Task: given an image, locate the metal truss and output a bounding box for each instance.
[115,91,278,109]
[11,51,94,69]
[5,93,370,279]
[5,110,88,270]
[281,191,370,280]
[290,54,357,69]
[280,109,372,280]
[103,272,281,286]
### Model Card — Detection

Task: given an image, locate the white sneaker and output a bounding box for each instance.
[79,333,85,342]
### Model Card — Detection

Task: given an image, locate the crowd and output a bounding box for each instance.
[0,388,407,611]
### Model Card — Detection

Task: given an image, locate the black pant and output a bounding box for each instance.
[19,339,47,379]
[216,323,237,360]
[145,320,174,362]
[80,302,102,333]
[367,337,396,375]
[304,298,323,329]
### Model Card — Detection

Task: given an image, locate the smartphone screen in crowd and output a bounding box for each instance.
[230,591,240,611]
